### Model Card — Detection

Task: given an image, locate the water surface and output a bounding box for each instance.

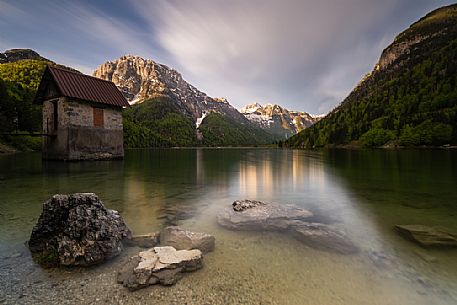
[0,149,456,304]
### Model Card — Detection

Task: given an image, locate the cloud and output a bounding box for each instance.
[129,0,400,112]
[0,0,156,73]
[0,1,29,20]
[129,0,454,113]
[2,0,454,113]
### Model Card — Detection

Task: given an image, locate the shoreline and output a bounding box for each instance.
[4,144,457,154]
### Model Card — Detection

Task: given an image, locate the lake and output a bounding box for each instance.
[0,148,456,304]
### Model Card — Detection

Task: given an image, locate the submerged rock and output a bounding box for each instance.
[117,246,203,290]
[218,199,314,231]
[28,193,131,267]
[160,226,215,253]
[290,222,358,254]
[395,225,457,247]
[218,200,357,254]
[124,232,160,248]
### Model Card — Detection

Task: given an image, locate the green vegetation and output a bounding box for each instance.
[124,97,274,147]
[360,129,395,147]
[199,112,273,146]
[0,60,47,150]
[399,121,453,146]
[123,96,197,147]
[0,60,46,132]
[286,4,457,148]
[33,248,59,267]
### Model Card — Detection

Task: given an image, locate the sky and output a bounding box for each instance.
[0,0,455,114]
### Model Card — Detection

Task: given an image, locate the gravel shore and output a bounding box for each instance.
[0,245,275,305]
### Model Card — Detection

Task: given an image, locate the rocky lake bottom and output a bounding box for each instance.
[1,148,457,304]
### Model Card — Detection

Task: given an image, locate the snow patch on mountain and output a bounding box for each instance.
[196,111,209,128]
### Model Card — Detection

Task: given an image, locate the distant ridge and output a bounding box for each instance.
[240,102,321,139]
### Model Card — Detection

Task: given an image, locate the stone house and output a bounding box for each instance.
[33,65,130,160]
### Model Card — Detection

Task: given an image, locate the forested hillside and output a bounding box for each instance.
[286,4,457,148]
[123,97,197,148]
[123,97,274,147]
[199,112,273,146]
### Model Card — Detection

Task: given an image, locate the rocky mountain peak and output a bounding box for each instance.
[240,102,321,138]
[213,98,229,104]
[93,55,248,124]
[239,102,262,114]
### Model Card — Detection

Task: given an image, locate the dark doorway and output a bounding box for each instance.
[53,100,58,130]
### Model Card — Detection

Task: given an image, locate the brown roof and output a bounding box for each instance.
[34,65,129,108]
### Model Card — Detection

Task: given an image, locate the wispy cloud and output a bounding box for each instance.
[129,0,449,112]
[1,0,454,113]
[0,0,156,74]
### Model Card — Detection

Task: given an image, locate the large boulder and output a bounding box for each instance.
[28,193,131,267]
[218,200,357,254]
[395,225,457,247]
[160,226,215,253]
[117,246,203,290]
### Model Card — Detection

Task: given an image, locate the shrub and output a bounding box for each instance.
[360,128,395,147]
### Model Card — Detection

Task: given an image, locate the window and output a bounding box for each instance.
[93,107,104,127]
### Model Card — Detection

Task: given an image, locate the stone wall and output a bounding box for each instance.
[67,127,124,160]
[63,98,123,130]
[42,97,125,160]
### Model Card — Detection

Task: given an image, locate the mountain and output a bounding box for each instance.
[240,102,321,139]
[1,49,274,149]
[0,49,48,64]
[123,96,198,148]
[93,55,248,125]
[198,112,273,146]
[123,97,273,148]
[94,55,275,146]
[286,4,457,148]
[0,49,78,72]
